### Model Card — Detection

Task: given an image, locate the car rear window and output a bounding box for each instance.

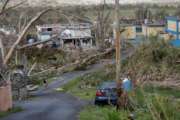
[99,82,116,89]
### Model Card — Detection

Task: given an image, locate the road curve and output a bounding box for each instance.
[1,63,105,120]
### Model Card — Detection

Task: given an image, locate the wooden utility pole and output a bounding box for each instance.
[114,0,124,110]
[115,0,121,87]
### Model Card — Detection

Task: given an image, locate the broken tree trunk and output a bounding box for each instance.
[29,48,114,78]
[3,9,51,65]
[28,62,37,76]
[18,35,58,50]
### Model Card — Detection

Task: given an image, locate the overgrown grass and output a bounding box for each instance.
[143,85,180,98]
[63,76,83,91]
[79,85,180,120]
[79,106,129,120]
[0,107,23,118]
[133,87,180,120]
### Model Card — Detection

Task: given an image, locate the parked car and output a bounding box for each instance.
[94,81,118,105]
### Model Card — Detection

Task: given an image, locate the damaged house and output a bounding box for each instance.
[36,23,94,50]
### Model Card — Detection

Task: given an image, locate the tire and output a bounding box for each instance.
[94,100,98,105]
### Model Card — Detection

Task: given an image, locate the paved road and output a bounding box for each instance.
[1,63,105,120]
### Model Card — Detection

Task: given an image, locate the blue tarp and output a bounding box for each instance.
[169,39,180,47]
[122,78,132,92]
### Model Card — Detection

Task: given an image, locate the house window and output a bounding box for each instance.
[47,28,52,31]
[136,26,142,33]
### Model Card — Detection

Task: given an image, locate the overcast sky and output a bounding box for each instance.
[9,0,180,6]
[55,0,180,5]
[95,0,179,4]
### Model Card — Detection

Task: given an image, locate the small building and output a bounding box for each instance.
[142,23,165,37]
[36,23,94,50]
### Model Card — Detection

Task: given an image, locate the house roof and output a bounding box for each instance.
[166,16,180,21]
[36,23,92,30]
[60,29,92,39]
[143,21,165,27]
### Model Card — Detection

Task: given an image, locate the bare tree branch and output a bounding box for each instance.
[18,12,28,33]
[0,0,26,15]
[1,0,10,12]
[3,9,52,65]
[18,35,58,49]
[27,61,37,76]
[0,37,5,60]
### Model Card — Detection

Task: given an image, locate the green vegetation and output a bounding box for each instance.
[143,86,180,98]
[122,37,180,88]
[80,94,180,120]
[62,65,180,119]
[62,65,115,100]
[132,87,180,120]
[0,107,23,118]
[71,71,180,120]
[79,106,128,120]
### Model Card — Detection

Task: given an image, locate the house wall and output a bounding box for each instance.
[36,24,92,41]
[38,34,51,41]
[136,26,143,36]
[142,25,165,37]
[80,39,93,49]
[113,25,136,40]
[121,26,136,40]
[62,38,93,50]
[36,24,92,35]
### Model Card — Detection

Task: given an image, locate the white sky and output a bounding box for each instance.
[55,0,180,5]
[10,0,180,6]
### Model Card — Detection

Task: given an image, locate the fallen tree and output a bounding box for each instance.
[29,48,115,81]
[3,9,52,65]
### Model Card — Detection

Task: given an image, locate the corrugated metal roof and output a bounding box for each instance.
[60,29,92,39]
[36,23,92,29]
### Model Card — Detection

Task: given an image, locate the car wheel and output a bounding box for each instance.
[94,100,99,105]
